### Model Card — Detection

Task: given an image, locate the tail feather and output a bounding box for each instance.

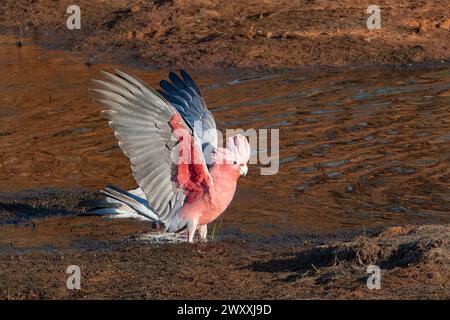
[87,208,150,220]
[81,185,160,222]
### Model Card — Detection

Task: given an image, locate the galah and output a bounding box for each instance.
[89,69,251,242]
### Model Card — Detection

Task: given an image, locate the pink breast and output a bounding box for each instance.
[180,164,240,225]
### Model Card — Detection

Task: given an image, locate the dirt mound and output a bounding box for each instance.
[251,225,448,277]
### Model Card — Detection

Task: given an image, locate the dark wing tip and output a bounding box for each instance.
[179,69,202,96]
[160,79,177,94]
[168,72,187,90]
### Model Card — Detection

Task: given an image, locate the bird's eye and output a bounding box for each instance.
[233,161,237,165]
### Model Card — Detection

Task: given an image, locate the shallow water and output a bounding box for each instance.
[0,35,449,236]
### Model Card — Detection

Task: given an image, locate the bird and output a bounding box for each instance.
[87,69,251,243]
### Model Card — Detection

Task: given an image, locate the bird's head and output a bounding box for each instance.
[212,134,251,176]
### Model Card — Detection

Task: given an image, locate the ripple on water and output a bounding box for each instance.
[387,166,417,175]
[52,127,92,137]
[385,129,400,135]
[327,172,342,179]
[299,166,317,174]
[264,120,292,129]
[412,159,439,167]
[279,155,300,164]
[319,159,349,168]
[385,204,411,213]
[436,134,450,142]
[296,176,322,192]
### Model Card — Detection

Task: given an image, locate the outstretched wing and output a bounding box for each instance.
[91,70,213,231]
[157,70,217,151]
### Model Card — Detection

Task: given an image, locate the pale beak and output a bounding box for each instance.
[239,164,248,176]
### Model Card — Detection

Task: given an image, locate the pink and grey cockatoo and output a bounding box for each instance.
[89,70,250,242]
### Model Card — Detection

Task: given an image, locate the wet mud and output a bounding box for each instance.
[0,210,448,299]
[0,191,448,299]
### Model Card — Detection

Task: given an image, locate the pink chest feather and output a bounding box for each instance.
[180,164,240,225]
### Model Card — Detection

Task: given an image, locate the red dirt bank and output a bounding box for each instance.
[1,0,449,69]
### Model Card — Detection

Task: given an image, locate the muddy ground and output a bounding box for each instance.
[1,0,449,69]
[0,190,448,299]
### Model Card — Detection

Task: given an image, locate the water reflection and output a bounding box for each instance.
[0,35,449,235]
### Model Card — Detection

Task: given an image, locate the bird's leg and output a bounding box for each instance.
[187,218,198,243]
[198,224,208,243]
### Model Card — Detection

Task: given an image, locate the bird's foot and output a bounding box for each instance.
[187,219,199,243]
[198,224,208,243]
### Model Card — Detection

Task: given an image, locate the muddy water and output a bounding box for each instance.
[0,35,449,237]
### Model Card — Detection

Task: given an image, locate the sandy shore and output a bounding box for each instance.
[1,0,449,69]
[0,190,448,299]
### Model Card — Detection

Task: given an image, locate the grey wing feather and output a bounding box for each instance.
[157,70,217,152]
[92,70,190,228]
